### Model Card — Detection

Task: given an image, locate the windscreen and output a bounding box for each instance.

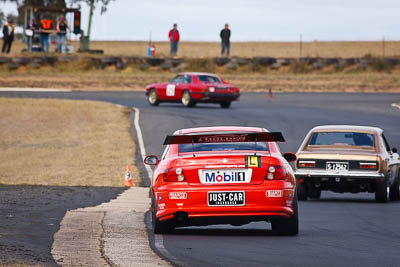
[179,142,269,153]
[308,132,375,147]
[197,75,221,83]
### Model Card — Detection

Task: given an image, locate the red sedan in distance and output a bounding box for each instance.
[144,126,299,235]
[145,72,240,108]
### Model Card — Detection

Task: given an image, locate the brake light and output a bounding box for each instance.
[360,162,377,169]
[163,167,185,182]
[265,165,287,180]
[298,160,316,168]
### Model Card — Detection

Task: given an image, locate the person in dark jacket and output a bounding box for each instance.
[220,24,231,57]
[168,24,180,57]
[56,15,71,52]
[2,19,15,54]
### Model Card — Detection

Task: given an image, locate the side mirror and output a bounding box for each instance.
[144,155,160,166]
[283,152,297,162]
[392,147,398,153]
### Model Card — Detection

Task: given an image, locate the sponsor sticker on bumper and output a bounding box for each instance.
[169,192,187,200]
[266,190,283,198]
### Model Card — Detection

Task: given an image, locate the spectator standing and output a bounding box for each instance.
[220,23,231,57]
[56,15,71,53]
[168,24,180,57]
[40,16,52,52]
[2,19,15,54]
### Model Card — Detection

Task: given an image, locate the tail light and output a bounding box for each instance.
[265,165,287,180]
[298,160,316,168]
[360,162,377,170]
[163,167,185,182]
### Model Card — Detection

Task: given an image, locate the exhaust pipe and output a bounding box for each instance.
[174,211,188,222]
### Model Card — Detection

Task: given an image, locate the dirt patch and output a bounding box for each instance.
[0,98,139,186]
[0,98,140,265]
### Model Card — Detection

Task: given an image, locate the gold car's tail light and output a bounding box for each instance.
[360,162,377,169]
[298,160,316,168]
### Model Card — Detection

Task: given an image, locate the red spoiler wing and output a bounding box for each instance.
[163,132,285,145]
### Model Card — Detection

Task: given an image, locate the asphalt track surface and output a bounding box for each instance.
[1,91,400,266]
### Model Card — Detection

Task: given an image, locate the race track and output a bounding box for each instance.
[2,91,400,266]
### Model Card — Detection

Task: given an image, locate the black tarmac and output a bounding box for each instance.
[1,91,400,266]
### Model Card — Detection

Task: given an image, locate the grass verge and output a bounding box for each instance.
[0,98,139,187]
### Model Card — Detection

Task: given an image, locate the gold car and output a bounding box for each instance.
[294,125,400,203]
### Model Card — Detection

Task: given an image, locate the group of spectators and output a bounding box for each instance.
[1,15,71,54]
[168,23,231,57]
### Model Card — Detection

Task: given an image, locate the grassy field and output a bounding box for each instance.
[0,71,399,92]
[7,40,400,58]
[0,98,139,187]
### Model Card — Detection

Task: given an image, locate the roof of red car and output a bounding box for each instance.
[179,72,220,77]
[177,126,265,135]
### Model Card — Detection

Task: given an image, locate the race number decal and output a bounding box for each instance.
[245,155,261,168]
[166,84,176,96]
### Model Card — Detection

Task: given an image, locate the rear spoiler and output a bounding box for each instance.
[163,132,285,145]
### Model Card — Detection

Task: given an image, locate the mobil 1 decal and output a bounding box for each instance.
[245,155,261,168]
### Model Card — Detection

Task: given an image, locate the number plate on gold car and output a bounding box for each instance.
[326,162,349,172]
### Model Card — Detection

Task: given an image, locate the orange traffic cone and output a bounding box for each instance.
[123,164,133,187]
[267,88,273,98]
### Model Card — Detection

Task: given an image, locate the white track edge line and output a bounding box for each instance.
[0,88,72,92]
[132,107,153,180]
[391,103,400,110]
[132,107,182,265]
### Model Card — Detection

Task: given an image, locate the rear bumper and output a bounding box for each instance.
[154,183,295,224]
[295,170,384,179]
[193,91,240,102]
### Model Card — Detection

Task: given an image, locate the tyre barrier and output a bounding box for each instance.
[252,57,277,66]
[13,57,31,65]
[231,57,250,66]
[146,57,165,66]
[0,57,10,64]
[213,57,230,66]
[0,55,399,73]
[45,56,58,66]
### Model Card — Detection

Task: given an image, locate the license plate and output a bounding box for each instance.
[207,191,245,206]
[199,169,252,184]
[326,162,349,172]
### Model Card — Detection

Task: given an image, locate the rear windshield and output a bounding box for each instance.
[197,75,221,83]
[308,132,375,147]
[179,142,269,153]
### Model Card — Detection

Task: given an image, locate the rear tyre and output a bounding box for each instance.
[375,179,389,203]
[308,188,321,200]
[151,197,174,234]
[148,89,159,106]
[389,171,400,201]
[220,102,231,108]
[297,181,308,201]
[182,90,195,107]
[271,190,299,236]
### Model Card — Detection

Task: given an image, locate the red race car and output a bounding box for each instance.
[145,72,240,108]
[144,126,299,235]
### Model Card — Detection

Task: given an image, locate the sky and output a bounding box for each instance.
[1,0,399,41]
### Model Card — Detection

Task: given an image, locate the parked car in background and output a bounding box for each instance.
[145,72,240,108]
[294,125,400,203]
[144,126,299,235]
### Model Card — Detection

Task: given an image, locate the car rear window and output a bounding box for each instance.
[179,142,269,153]
[197,75,221,83]
[308,132,375,147]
